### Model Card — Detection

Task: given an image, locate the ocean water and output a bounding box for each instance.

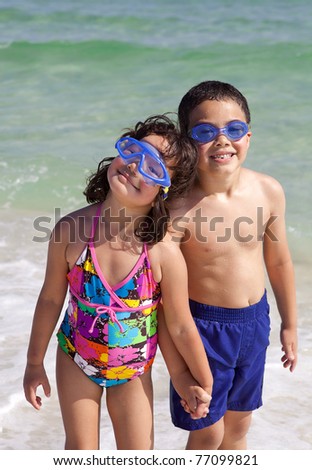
[0,0,311,451]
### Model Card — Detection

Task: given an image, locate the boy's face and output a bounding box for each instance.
[188,99,252,176]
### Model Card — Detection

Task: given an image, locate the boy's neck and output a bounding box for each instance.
[196,167,242,197]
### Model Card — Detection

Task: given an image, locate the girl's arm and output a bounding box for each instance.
[157,303,211,418]
[155,240,213,394]
[23,218,70,409]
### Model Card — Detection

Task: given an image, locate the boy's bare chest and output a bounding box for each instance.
[192,207,267,243]
[176,197,271,255]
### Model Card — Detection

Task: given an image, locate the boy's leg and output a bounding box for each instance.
[56,347,103,450]
[185,410,252,450]
[186,417,224,450]
[218,410,252,450]
[106,369,154,450]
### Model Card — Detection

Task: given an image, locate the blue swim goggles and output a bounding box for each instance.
[189,120,249,143]
[115,137,171,190]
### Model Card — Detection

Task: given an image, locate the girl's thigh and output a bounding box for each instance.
[56,347,103,450]
[106,369,154,450]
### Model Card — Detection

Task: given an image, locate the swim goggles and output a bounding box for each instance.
[189,120,249,143]
[115,137,171,189]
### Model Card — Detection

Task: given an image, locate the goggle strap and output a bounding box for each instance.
[162,187,169,200]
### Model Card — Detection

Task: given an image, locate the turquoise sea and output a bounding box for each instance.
[0,0,311,451]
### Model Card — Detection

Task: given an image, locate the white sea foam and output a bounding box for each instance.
[0,393,25,420]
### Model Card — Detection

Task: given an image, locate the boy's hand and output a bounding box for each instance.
[280,327,298,372]
[281,345,297,371]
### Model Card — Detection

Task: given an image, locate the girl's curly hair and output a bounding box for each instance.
[84,114,197,244]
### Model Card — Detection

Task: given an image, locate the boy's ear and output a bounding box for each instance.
[246,130,252,148]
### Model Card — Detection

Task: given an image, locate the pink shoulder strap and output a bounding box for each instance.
[89,204,102,242]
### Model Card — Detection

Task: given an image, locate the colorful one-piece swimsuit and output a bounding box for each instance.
[57,205,160,387]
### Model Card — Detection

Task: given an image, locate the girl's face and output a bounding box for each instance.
[108,134,171,209]
[188,99,252,176]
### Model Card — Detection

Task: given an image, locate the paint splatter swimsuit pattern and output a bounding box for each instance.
[57,206,160,387]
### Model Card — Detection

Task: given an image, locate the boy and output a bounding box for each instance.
[166,81,297,450]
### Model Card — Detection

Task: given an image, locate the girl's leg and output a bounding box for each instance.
[218,410,252,450]
[56,347,103,450]
[106,369,154,450]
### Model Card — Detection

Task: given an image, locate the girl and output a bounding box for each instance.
[23,115,213,450]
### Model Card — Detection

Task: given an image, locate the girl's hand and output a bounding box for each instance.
[23,364,51,410]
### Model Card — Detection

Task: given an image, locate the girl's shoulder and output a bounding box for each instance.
[147,235,186,283]
[149,234,182,257]
[61,202,100,222]
[51,203,101,269]
[51,203,101,246]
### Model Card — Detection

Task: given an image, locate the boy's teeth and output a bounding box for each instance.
[212,154,232,159]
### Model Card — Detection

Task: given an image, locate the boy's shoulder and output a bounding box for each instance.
[242,167,284,195]
[168,169,285,222]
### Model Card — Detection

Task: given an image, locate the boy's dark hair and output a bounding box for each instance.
[178,80,251,134]
[84,114,197,244]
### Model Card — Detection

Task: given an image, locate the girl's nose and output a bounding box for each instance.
[127,161,138,174]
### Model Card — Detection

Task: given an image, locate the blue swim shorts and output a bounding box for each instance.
[170,291,271,431]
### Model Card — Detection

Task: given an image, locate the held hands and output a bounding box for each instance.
[280,326,298,372]
[180,386,212,419]
[23,363,51,410]
[171,370,212,420]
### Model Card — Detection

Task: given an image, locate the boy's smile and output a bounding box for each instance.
[210,152,235,163]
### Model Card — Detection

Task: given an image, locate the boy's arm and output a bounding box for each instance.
[263,180,297,372]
